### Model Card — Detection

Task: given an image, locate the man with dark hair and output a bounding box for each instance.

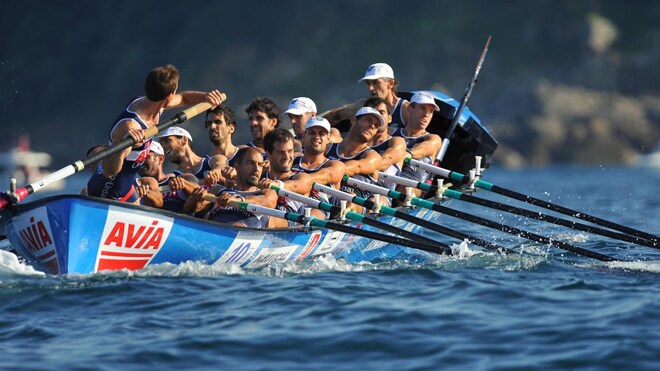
[157,126,225,185]
[206,104,240,166]
[259,129,313,226]
[365,97,407,192]
[322,63,410,129]
[184,147,278,228]
[244,97,281,157]
[87,64,225,202]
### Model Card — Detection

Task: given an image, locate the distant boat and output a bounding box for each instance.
[633,143,660,169]
[0,135,65,191]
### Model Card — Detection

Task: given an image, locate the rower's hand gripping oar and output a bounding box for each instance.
[435,35,491,165]
[0,97,225,210]
[406,158,659,244]
[346,174,620,262]
[216,198,452,256]
[269,185,452,255]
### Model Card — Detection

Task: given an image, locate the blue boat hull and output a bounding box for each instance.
[0,195,443,274]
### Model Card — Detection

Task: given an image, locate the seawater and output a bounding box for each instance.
[1,166,659,370]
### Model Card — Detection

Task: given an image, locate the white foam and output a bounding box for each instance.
[0,249,46,276]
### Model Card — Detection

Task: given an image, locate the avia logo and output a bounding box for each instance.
[103,220,165,249]
[96,206,173,272]
[18,216,53,253]
[14,207,59,274]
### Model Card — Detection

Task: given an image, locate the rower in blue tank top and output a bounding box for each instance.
[86,64,225,203]
[87,97,155,202]
[393,92,443,194]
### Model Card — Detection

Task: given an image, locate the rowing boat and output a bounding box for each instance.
[0,194,444,274]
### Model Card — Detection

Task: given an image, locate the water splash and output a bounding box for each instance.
[0,249,45,276]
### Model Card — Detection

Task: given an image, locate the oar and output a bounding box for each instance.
[269,185,452,254]
[344,174,620,262]
[435,35,491,164]
[314,182,513,255]
[407,158,660,244]
[221,199,452,256]
[0,99,224,210]
[381,171,658,248]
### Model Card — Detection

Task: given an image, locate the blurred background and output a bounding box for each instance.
[1,0,659,170]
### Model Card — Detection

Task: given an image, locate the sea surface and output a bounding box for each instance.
[1,166,659,370]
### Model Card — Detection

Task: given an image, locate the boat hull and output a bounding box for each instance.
[0,195,442,274]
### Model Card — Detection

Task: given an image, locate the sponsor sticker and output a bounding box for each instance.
[14,207,59,274]
[296,231,322,262]
[96,206,173,272]
[312,230,345,257]
[244,245,298,268]
[214,231,264,266]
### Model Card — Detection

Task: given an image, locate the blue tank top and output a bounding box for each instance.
[291,156,335,218]
[370,136,402,190]
[324,143,377,200]
[392,127,433,183]
[207,187,269,228]
[87,97,157,202]
[390,98,407,128]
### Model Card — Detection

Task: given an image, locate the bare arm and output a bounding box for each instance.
[409,134,442,159]
[102,119,144,177]
[305,160,346,188]
[165,89,225,109]
[344,150,382,179]
[379,137,407,171]
[320,99,366,126]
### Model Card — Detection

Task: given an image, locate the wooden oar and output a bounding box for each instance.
[344,175,620,262]
[0,99,224,210]
[407,158,660,244]
[221,200,452,256]
[435,35,491,164]
[269,185,452,254]
[314,182,513,255]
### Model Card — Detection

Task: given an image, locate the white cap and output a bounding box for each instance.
[358,63,395,82]
[149,141,164,156]
[354,107,385,127]
[283,97,317,115]
[304,117,331,133]
[159,126,193,142]
[410,91,440,111]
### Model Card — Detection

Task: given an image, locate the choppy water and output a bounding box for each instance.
[1,166,659,370]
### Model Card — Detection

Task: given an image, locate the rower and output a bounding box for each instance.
[86,64,224,203]
[184,147,278,228]
[260,129,314,227]
[291,117,346,219]
[283,97,342,153]
[135,141,196,213]
[158,126,225,186]
[393,91,442,197]
[365,97,407,193]
[322,63,409,129]
[325,107,383,209]
[205,104,240,167]
[244,97,281,160]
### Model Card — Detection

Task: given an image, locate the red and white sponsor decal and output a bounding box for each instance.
[96,206,173,272]
[214,231,264,266]
[15,207,59,274]
[296,231,322,262]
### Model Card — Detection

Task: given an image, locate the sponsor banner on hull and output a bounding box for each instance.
[96,206,174,272]
[214,231,265,266]
[296,231,322,262]
[244,244,298,268]
[14,207,59,274]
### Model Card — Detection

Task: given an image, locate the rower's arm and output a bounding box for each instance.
[344,150,382,178]
[409,134,442,159]
[321,99,366,126]
[282,173,313,196]
[379,137,407,171]
[306,160,346,188]
[102,119,143,177]
[166,89,224,109]
[244,189,278,209]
